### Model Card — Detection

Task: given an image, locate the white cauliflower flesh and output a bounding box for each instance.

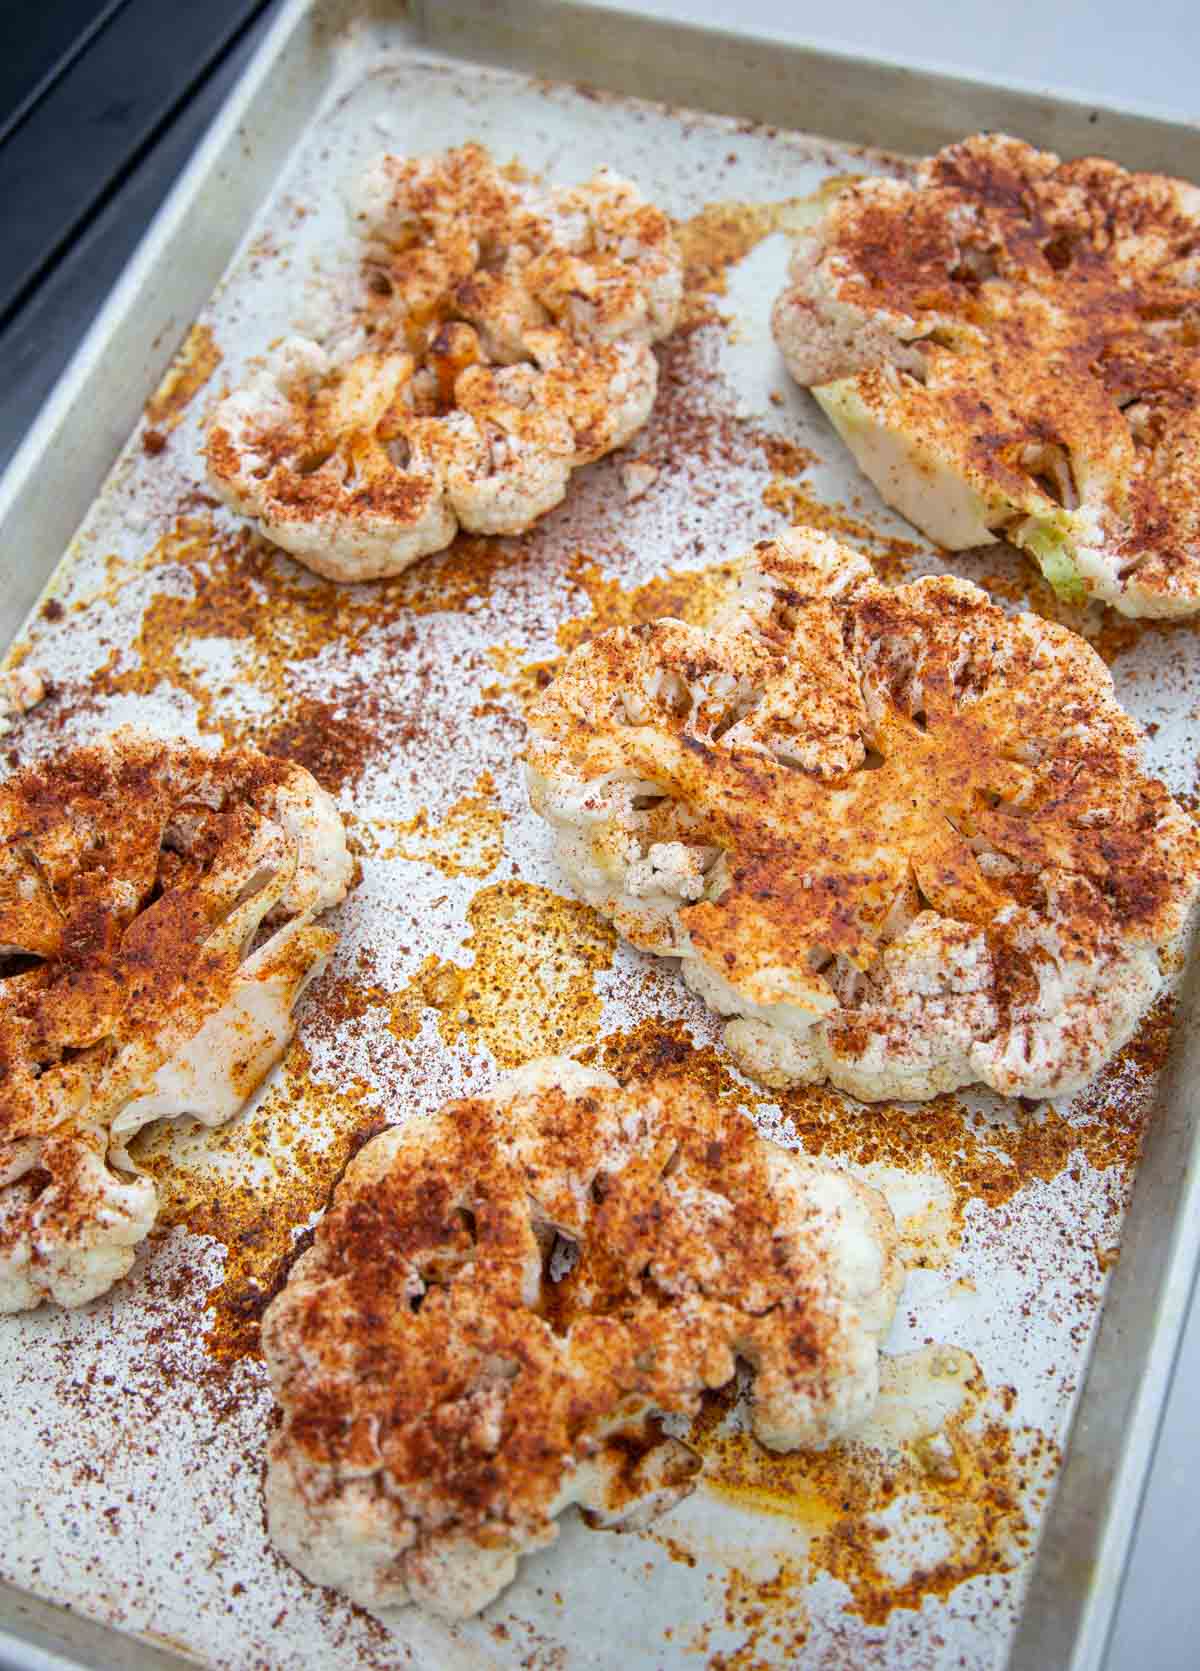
[0,729,353,1312]
[526,527,1200,1102]
[261,1060,901,1622]
[771,133,1200,618]
[207,143,682,582]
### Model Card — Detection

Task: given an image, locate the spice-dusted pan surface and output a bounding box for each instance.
[4,5,1200,1669]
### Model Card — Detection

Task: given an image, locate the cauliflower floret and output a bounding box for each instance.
[205,343,460,582]
[620,458,660,500]
[530,166,684,343]
[445,356,574,533]
[0,729,353,1312]
[772,133,1200,618]
[208,144,682,582]
[0,1124,156,1310]
[525,527,1200,1102]
[625,839,709,903]
[493,1055,618,1100]
[261,1061,901,1621]
[0,666,46,736]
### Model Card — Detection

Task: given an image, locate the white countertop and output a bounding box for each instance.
[604,5,1200,1668]
[621,0,1199,125]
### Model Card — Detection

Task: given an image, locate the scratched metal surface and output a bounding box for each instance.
[2,11,1198,1669]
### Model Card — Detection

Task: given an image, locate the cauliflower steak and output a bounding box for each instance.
[207,144,682,580]
[262,1058,901,1620]
[772,133,1200,617]
[526,529,1200,1101]
[0,730,352,1311]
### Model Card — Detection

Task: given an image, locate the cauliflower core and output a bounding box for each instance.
[526,529,1200,1102]
[207,144,682,581]
[772,133,1200,618]
[261,1059,901,1621]
[0,730,352,1312]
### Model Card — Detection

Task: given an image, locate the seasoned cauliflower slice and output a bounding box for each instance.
[772,133,1200,618]
[207,143,681,582]
[526,528,1200,1102]
[0,729,352,1311]
[205,340,461,581]
[262,1059,901,1621]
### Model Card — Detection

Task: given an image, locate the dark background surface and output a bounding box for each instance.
[0,0,278,472]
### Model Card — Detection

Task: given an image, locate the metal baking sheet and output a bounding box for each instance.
[4,4,1200,1668]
